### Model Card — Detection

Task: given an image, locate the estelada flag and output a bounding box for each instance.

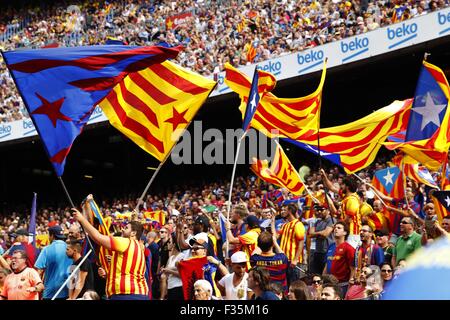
[372,166,405,199]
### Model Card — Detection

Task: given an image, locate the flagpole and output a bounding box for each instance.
[51,249,93,300]
[225,131,247,259]
[352,173,388,207]
[134,82,219,215]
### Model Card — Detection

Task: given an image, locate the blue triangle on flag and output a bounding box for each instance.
[374,166,401,194]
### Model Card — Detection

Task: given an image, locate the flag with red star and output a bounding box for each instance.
[99,60,216,162]
[2,45,181,175]
[251,142,305,195]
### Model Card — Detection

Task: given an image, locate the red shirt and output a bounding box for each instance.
[326,242,355,282]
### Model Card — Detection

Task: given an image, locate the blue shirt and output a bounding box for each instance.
[35,240,72,299]
[255,291,280,300]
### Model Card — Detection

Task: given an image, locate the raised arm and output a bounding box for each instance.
[72,208,112,250]
[320,169,339,194]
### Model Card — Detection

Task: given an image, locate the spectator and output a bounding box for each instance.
[160,233,184,300]
[1,250,44,300]
[217,251,251,300]
[375,229,394,264]
[309,274,323,300]
[355,224,385,268]
[320,283,342,300]
[380,262,394,291]
[226,213,261,268]
[392,216,422,267]
[308,203,335,275]
[248,266,279,300]
[34,225,72,300]
[65,239,95,300]
[6,228,39,268]
[276,203,306,284]
[72,202,149,300]
[193,279,213,300]
[287,280,312,300]
[250,230,289,293]
[325,221,355,297]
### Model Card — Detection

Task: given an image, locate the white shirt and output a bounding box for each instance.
[166,252,185,289]
[218,273,251,300]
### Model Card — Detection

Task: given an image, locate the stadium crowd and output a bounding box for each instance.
[1,0,449,123]
[1,157,449,300]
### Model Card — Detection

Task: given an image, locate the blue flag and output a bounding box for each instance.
[28,193,37,247]
[405,63,448,142]
[242,67,260,131]
[2,45,180,176]
[219,213,228,240]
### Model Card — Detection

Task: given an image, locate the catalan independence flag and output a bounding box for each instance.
[246,42,257,63]
[372,166,405,199]
[251,142,305,195]
[143,210,166,227]
[287,99,412,173]
[2,45,181,176]
[85,199,112,271]
[99,60,216,162]
[384,61,450,171]
[430,191,450,223]
[225,61,325,141]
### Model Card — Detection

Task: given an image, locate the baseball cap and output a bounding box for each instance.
[188,232,209,247]
[243,215,260,228]
[194,215,210,228]
[14,229,29,237]
[48,225,66,239]
[231,251,248,264]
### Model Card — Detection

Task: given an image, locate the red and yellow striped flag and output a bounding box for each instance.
[99,60,216,161]
[251,142,305,195]
[293,99,412,173]
[225,61,326,140]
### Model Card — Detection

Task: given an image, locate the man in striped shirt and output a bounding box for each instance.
[276,204,305,283]
[340,177,362,249]
[72,207,149,300]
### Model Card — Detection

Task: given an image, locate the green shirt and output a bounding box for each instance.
[393,231,422,265]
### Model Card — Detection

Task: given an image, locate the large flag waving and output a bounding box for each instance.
[251,142,305,195]
[99,60,216,162]
[384,61,450,170]
[225,61,325,140]
[2,45,181,176]
[286,99,412,173]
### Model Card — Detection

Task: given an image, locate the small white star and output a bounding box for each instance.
[383,169,394,186]
[413,92,447,131]
[445,196,450,208]
[249,93,257,112]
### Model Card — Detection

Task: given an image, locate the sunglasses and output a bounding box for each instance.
[160,230,168,233]
[312,280,322,284]
[381,269,392,273]
[191,246,205,251]
[400,221,412,225]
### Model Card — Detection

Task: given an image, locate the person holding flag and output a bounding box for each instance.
[71,195,149,300]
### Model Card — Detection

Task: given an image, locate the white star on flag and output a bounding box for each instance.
[413,92,447,131]
[445,196,450,208]
[249,93,257,113]
[383,169,395,186]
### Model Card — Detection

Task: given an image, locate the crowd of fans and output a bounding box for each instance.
[1,0,449,123]
[1,157,449,300]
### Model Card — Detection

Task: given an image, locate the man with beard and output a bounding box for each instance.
[1,250,44,300]
[66,240,94,300]
[354,224,384,273]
